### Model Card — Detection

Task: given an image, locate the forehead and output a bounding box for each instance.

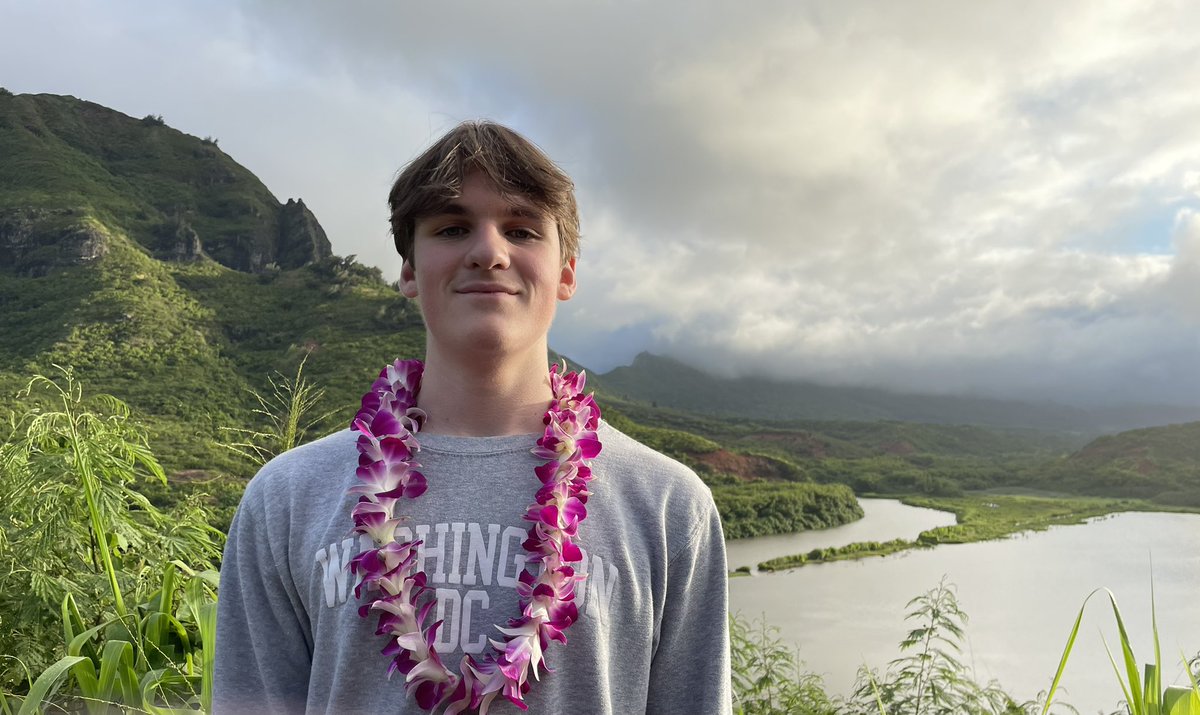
[417,173,550,222]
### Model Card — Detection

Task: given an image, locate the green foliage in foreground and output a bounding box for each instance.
[731,613,838,715]
[733,579,1033,714]
[219,355,340,468]
[1041,585,1200,715]
[732,578,1200,715]
[0,371,222,692]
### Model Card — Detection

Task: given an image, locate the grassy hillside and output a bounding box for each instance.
[0,92,330,273]
[0,222,423,521]
[1034,421,1200,505]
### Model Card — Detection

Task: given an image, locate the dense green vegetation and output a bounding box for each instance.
[0,372,221,702]
[605,396,1200,512]
[1035,422,1200,507]
[0,92,331,273]
[712,482,863,539]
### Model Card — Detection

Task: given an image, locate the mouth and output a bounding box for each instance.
[456,283,518,295]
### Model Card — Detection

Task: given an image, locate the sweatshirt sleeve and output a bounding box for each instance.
[646,498,733,715]
[213,474,313,715]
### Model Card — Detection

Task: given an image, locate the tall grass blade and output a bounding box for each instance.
[1105,590,1147,713]
[1040,588,1100,715]
[15,655,86,715]
[1173,650,1200,715]
[139,668,197,715]
[94,639,138,713]
[1151,571,1163,715]
[1163,685,1199,715]
[1103,635,1138,714]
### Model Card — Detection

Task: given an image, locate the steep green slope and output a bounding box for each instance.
[0,220,421,479]
[0,92,330,273]
[0,92,419,487]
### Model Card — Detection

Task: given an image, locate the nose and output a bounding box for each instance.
[464,222,511,270]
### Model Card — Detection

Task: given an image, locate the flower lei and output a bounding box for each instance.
[348,359,602,713]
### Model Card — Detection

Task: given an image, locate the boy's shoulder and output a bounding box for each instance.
[239,429,357,504]
[595,420,717,512]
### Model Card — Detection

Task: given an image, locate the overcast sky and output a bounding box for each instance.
[3,0,1199,406]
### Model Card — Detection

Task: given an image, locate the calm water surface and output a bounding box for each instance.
[724,498,956,571]
[728,505,1200,714]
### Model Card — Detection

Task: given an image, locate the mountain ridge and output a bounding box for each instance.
[1,91,1197,513]
[599,352,1200,434]
[0,92,331,275]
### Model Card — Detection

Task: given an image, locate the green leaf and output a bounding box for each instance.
[1164,685,1199,715]
[16,655,87,715]
[1105,590,1147,714]
[139,668,199,715]
[94,639,138,710]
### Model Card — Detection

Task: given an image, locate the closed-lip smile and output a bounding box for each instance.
[456,282,518,294]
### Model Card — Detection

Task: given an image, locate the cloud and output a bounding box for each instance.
[4,0,1200,404]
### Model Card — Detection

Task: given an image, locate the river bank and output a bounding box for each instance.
[749,494,1200,572]
[728,508,1200,714]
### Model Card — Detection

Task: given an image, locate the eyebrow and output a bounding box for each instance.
[424,202,547,221]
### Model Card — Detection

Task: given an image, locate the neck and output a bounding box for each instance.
[416,341,553,436]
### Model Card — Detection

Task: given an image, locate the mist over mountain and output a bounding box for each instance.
[598,352,1200,435]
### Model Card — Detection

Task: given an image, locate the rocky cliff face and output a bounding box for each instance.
[0,209,109,277]
[0,92,336,276]
[276,198,332,269]
[153,215,205,262]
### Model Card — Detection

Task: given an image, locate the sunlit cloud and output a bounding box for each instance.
[2,0,1198,404]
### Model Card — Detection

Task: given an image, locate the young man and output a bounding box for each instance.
[214,122,731,714]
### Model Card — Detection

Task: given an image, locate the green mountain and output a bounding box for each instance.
[1035,421,1200,506]
[0,92,862,537]
[1,92,332,274]
[600,352,1200,434]
[2,91,1195,526]
[0,91,422,484]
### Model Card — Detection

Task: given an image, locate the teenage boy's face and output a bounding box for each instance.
[400,172,577,357]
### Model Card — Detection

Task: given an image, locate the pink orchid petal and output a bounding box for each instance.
[348,359,602,711]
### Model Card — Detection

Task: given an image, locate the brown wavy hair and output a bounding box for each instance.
[388,121,580,265]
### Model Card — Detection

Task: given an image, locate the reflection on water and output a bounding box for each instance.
[728,509,1200,714]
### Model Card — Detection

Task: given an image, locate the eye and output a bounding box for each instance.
[508,227,539,240]
[435,225,468,238]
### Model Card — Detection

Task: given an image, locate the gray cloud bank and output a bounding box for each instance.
[4,0,1199,405]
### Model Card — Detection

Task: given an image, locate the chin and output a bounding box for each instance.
[446,329,530,357]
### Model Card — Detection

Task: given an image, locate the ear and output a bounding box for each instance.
[557,256,577,301]
[400,259,419,298]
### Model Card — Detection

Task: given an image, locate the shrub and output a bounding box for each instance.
[0,368,223,689]
[730,613,837,715]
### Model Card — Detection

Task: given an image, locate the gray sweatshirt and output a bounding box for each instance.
[214,421,732,714]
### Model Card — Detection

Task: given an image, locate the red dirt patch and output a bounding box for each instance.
[694,450,793,481]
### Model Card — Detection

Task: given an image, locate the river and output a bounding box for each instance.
[727,500,1200,714]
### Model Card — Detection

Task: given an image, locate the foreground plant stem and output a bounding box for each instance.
[62,380,127,620]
